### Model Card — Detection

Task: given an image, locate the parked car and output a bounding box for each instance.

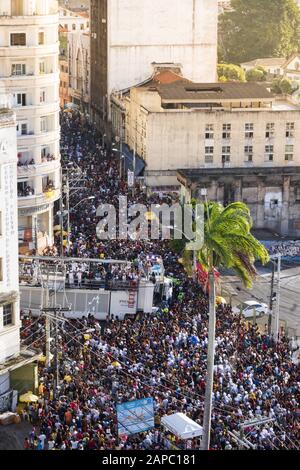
[232,300,269,318]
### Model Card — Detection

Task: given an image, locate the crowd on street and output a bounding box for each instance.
[267,240,300,258]
[19,112,300,451]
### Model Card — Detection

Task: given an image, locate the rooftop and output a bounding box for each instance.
[241,57,286,67]
[154,82,273,102]
[146,70,189,86]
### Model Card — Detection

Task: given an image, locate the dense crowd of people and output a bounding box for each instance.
[19,112,300,451]
[267,240,300,258]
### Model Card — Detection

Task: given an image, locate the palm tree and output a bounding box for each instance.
[184,201,269,450]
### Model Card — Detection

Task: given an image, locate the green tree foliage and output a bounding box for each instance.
[246,66,267,82]
[217,63,246,82]
[185,201,269,287]
[219,0,300,64]
[271,77,296,94]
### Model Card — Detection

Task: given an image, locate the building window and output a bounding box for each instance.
[80,24,84,30]
[3,304,13,327]
[72,24,76,30]
[222,146,231,163]
[17,122,28,136]
[38,32,45,45]
[244,145,253,162]
[245,123,254,139]
[285,145,294,161]
[0,259,2,282]
[266,122,275,138]
[265,145,274,161]
[40,117,47,133]
[205,124,214,140]
[222,123,231,139]
[11,63,26,76]
[286,122,295,138]
[39,62,45,74]
[40,90,46,103]
[11,0,24,15]
[16,93,26,106]
[205,146,214,163]
[10,33,26,46]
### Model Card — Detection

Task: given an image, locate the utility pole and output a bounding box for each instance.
[66,177,70,254]
[44,307,70,398]
[193,250,197,281]
[132,142,136,198]
[274,254,281,343]
[268,261,275,335]
[60,167,64,258]
[201,271,216,450]
[45,272,51,368]
[54,309,59,398]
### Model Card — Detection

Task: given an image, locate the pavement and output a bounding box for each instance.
[0,421,31,450]
[222,265,300,338]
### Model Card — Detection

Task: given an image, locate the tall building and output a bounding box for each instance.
[0,0,61,254]
[0,93,20,367]
[124,80,300,236]
[90,0,218,130]
[59,5,90,112]
[0,91,21,409]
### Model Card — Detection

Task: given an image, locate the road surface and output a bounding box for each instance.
[222,266,300,338]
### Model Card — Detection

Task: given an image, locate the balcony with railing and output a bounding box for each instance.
[18,187,60,208]
[0,1,58,18]
[17,156,60,178]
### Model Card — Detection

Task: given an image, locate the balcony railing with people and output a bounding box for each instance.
[17,155,58,177]
[18,185,35,197]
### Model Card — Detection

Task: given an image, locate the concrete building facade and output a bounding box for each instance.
[0,101,20,411]
[0,105,20,366]
[0,0,61,254]
[123,81,300,235]
[178,167,300,237]
[59,6,90,112]
[90,0,218,129]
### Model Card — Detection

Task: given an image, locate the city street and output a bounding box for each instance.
[223,265,300,337]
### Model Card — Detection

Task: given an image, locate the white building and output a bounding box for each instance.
[0,98,20,367]
[0,0,61,254]
[90,0,218,127]
[0,93,20,409]
[241,54,300,84]
[59,6,90,112]
[124,80,300,181]
[59,5,89,32]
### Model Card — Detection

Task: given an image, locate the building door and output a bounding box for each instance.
[223,184,235,207]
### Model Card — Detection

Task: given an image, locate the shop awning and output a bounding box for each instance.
[121,144,146,176]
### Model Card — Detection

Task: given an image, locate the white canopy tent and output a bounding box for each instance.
[161,413,203,440]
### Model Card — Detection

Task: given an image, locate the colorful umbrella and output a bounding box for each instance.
[19,391,39,403]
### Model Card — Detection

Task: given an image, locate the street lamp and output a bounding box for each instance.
[70,196,95,211]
